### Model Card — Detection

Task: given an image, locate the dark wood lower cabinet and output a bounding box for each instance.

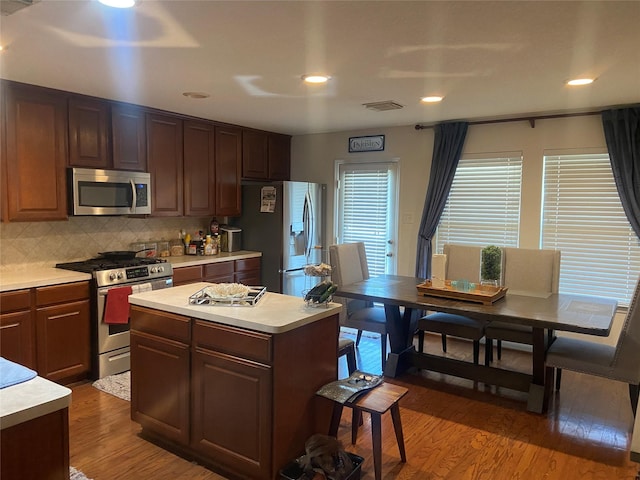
[191,349,272,479]
[130,330,190,445]
[0,281,90,384]
[130,304,337,480]
[0,289,35,369]
[36,299,90,383]
[1,408,70,480]
[173,257,261,286]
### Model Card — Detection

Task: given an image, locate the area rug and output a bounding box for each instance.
[91,370,130,401]
[70,467,93,480]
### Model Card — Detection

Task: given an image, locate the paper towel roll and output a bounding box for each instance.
[432,254,447,288]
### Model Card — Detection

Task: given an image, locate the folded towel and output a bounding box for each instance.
[131,282,152,294]
[0,356,37,389]
[104,286,133,324]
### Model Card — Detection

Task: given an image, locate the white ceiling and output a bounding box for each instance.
[1,0,639,135]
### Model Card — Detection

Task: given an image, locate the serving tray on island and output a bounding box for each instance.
[189,286,267,306]
[417,280,507,305]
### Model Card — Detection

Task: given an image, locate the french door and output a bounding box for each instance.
[335,160,399,275]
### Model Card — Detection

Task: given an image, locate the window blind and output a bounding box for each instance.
[339,164,394,277]
[436,154,523,252]
[542,153,640,305]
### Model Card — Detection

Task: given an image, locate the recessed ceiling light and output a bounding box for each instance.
[182,92,210,99]
[302,74,331,84]
[98,0,137,8]
[566,78,595,86]
[421,96,443,103]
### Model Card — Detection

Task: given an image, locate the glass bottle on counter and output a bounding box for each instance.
[212,233,219,255]
[204,235,214,255]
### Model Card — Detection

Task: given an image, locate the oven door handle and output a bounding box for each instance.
[97,279,173,296]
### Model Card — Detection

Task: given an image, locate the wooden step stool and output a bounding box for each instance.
[328,382,408,480]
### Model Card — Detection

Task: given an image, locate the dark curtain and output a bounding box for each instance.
[602,107,640,238]
[415,122,468,278]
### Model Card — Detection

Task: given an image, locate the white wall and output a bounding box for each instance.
[291,114,606,276]
[291,115,624,346]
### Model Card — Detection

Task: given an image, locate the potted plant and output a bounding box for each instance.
[481,245,502,287]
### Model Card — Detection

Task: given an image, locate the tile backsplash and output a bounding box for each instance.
[0,216,212,269]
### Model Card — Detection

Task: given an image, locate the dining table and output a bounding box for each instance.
[335,274,618,413]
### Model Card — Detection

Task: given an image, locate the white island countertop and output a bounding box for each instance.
[129,282,342,334]
[0,376,72,430]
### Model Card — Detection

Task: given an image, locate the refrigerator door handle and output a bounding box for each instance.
[280,267,305,274]
[303,191,315,257]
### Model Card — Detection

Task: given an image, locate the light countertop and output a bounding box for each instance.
[129,282,341,334]
[0,376,72,430]
[0,268,91,292]
[167,250,261,268]
[0,251,261,292]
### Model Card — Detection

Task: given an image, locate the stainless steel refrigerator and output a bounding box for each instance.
[234,181,326,296]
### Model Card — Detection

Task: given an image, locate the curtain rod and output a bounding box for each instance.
[414,110,601,130]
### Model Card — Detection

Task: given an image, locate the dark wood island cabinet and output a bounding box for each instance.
[129,284,340,480]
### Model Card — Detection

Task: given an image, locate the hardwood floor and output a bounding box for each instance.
[68,331,640,480]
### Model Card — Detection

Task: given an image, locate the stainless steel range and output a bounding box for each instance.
[57,254,173,378]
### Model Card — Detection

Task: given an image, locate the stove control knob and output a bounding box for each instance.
[109,271,124,281]
[150,266,157,273]
[157,266,164,273]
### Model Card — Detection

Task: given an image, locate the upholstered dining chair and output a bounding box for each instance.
[416,244,487,364]
[484,247,561,364]
[330,242,389,370]
[338,335,357,376]
[545,276,640,416]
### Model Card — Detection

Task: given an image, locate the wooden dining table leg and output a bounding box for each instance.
[383,305,417,377]
[527,327,548,413]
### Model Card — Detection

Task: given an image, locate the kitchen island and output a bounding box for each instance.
[128,283,342,480]
[1,374,72,480]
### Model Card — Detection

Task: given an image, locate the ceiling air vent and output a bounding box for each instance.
[1,0,40,16]
[363,100,404,112]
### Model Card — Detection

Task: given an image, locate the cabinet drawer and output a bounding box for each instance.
[35,282,89,307]
[193,320,272,364]
[0,289,31,313]
[235,257,260,272]
[235,271,261,286]
[203,261,234,279]
[173,265,203,285]
[131,306,191,344]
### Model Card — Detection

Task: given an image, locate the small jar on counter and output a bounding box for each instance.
[157,241,170,258]
[170,238,185,256]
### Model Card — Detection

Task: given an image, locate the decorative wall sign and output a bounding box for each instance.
[348,135,385,153]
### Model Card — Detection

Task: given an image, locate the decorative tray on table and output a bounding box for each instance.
[189,284,267,306]
[416,280,507,305]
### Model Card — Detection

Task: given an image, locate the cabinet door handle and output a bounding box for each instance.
[48,311,80,320]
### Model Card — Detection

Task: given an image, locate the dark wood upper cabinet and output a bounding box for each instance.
[242,130,291,181]
[183,120,215,217]
[2,82,68,221]
[68,96,110,169]
[268,133,291,181]
[147,113,184,216]
[112,104,147,171]
[215,126,242,217]
[242,129,269,180]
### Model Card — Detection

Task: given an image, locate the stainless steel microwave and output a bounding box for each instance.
[69,168,151,215]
